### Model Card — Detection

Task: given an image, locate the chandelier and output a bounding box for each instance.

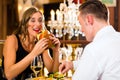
[47,0,83,39]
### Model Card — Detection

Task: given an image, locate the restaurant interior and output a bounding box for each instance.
[0,0,120,79]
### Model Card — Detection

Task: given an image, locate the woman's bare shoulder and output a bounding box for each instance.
[4,34,18,49]
[5,34,17,42]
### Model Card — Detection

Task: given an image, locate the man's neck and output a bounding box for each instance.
[93,19,109,37]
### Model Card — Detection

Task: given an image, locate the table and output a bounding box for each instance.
[25,76,72,80]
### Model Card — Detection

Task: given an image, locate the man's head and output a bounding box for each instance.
[78,0,108,42]
[79,0,108,21]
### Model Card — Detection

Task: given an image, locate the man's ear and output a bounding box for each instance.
[86,14,94,25]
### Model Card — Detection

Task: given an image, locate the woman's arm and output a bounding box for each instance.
[42,50,53,72]
[42,36,60,73]
[3,35,49,79]
[3,35,34,79]
[42,49,59,73]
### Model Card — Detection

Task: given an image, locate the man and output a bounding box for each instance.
[59,1,120,80]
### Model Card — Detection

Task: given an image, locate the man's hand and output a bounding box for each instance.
[59,61,73,74]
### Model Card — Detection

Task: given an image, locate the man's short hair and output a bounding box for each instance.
[79,0,108,21]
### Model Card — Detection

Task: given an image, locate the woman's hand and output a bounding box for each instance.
[49,34,61,51]
[31,38,49,56]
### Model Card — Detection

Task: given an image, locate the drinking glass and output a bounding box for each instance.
[30,56,43,77]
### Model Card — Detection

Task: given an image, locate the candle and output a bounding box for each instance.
[68,70,73,77]
[44,67,49,77]
[78,0,80,5]
[64,0,66,4]
[56,9,60,21]
[59,11,63,22]
[50,9,55,21]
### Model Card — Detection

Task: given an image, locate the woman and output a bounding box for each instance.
[2,7,60,80]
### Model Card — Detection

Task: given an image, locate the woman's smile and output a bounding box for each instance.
[33,27,40,33]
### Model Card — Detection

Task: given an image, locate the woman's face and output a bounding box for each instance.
[27,12,43,38]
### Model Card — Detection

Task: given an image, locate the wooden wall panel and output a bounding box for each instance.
[0,0,3,58]
[109,7,115,28]
[108,0,120,32]
[118,0,120,31]
[0,0,3,39]
[0,0,7,58]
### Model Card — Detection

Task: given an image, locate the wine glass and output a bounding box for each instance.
[30,56,43,78]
